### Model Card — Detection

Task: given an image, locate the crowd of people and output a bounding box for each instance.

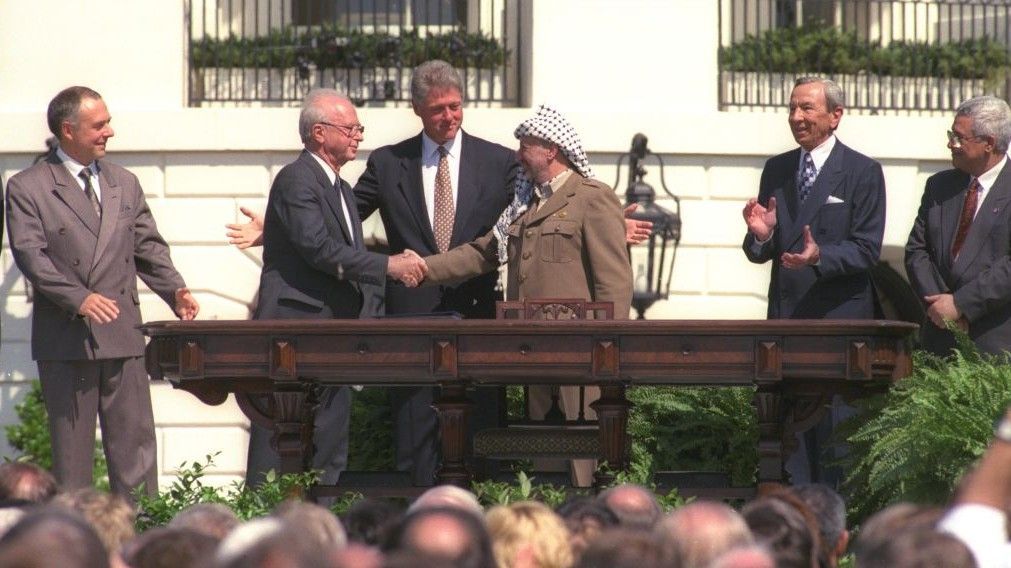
[0,446,1009,568]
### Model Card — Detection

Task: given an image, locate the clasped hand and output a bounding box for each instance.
[388,249,427,287]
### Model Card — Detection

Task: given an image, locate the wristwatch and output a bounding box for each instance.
[994,410,1011,443]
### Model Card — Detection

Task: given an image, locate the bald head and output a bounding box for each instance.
[387,507,494,568]
[710,546,776,568]
[598,484,663,529]
[659,501,754,568]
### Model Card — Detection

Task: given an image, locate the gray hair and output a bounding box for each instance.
[47,86,103,138]
[795,76,846,110]
[793,484,846,555]
[410,59,464,107]
[956,95,1011,153]
[298,88,350,144]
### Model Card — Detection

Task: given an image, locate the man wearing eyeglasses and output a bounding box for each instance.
[742,76,887,485]
[245,88,426,489]
[905,95,1011,357]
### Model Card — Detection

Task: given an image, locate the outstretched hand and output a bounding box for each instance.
[225,206,265,249]
[743,197,777,241]
[623,204,653,245]
[780,225,820,269]
[388,249,428,287]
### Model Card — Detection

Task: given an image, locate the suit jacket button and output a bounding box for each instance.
[58,228,66,235]
[519,274,526,283]
[525,230,534,238]
[120,288,125,294]
[522,251,531,260]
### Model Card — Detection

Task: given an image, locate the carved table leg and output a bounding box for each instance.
[591,384,631,490]
[269,389,316,483]
[754,385,785,491]
[434,383,474,486]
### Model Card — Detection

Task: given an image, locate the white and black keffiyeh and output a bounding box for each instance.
[492,104,593,288]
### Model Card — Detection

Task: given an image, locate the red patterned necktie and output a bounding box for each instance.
[433,145,454,253]
[951,178,981,260]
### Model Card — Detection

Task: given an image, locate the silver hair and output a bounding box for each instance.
[795,76,846,110]
[410,59,464,107]
[956,95,1011,153]
[298,88,350,144]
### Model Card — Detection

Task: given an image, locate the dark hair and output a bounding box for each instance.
[556,496,619,527]
[0,463,58,504]
[792,484,846,555]
[575,529,666,568]
[0,507,110,568]
[343,498,404,546]
[123,527,218,568]
[742,497,818,568]
[856,528,975,568]
[47,86,102,138]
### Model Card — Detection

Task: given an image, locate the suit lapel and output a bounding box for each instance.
[302,151,353,245]
[788,143,844,249]
[939,171,971,274]
[952,163,1011,277]
[91,161,121,269]
[47,159,100,237]
[452,132,480,248]
[774,149,801,249]
[340,179,365,250]
[398,135,439,252]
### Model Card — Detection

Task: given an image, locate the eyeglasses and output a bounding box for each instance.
[946,130,983,148]
[318,121,365,137]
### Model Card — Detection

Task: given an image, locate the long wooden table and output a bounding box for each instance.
[142,319,916,491]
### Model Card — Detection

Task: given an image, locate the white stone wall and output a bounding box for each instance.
[0,0,961,488]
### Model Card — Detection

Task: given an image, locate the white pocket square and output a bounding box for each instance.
[826,195,845,204]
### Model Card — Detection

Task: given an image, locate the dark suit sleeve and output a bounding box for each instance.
[130,177,186,307]
[904,177,949,299]
[815,159,886,279]
[952,240,1011,324]
[353,151,382,220]
[272,168,387,285]
[743,160,777,264]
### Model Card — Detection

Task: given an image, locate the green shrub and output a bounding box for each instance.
[840,335,1011,522]
[5,381,109,489]
[191,24,507,70]
[348,388,394,471]
[720,25,1009,83]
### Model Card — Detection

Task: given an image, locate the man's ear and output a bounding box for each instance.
[835,529,850,559]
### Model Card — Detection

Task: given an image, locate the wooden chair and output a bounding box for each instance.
[472,299,613,478]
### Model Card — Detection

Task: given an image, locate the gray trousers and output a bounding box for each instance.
[38,356,157,502]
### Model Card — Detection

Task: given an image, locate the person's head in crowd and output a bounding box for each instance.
[851,503,945,563]
[596,484,663,529]
[54,488,135,561]
[167,502,240,541]
[0,507,110,568]
[298,88,363,171]
[486,501,573,568]
[215,517,284,566]
[709,546,777,568]
[855,527,975,568]
[272,499,348,550]
[411,59,464,145]
[408,485,485,519]
[331,542,385,568]
[215,523,331,568]
[382,549,460,568]
[385,506,495,568]
[657,500,754,568]
[343,498,405,545]
[741,497,818,568]
[791,484,849,567]
[122,527,218,568]
[0,462,58,504]
[554,497,619,559]
[574,528,666,568]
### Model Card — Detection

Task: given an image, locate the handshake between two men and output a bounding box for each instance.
[386,249,427,288]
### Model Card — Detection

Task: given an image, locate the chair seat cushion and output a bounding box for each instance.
[473,426,600,459]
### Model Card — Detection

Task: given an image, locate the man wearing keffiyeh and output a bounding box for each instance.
[420,104,633,485]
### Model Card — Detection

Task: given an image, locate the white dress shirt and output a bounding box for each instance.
[57,147,102,202]
[971,155,1007,218]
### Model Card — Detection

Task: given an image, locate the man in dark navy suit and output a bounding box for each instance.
[742,76,886,484]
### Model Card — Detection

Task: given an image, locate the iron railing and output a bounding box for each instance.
[187,0,520,106]
[719,0,1011,113]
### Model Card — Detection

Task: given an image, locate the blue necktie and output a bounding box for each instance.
[797,152,817,203]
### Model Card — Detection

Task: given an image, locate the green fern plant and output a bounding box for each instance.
[840,335,1011,522]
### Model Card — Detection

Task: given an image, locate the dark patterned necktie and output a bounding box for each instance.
[78,169,102,217]
[951,178,981,261]
[797,152,817,203]
[433,145,454,253]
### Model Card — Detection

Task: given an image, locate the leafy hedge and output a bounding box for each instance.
[840,335,1011,522]
[720,25,1009,82]
[191,25,507,69]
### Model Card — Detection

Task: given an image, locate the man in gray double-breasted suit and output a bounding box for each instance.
[5,86,199,500]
